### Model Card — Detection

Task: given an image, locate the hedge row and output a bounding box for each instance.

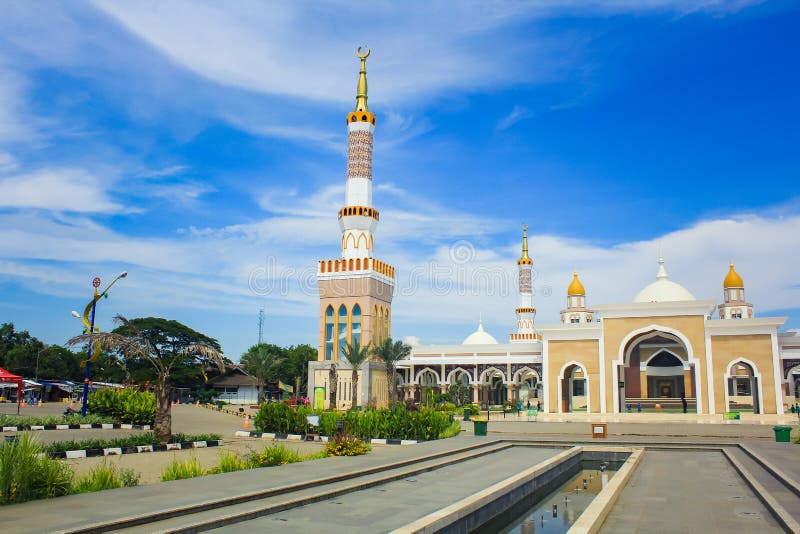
[253,403,451,441]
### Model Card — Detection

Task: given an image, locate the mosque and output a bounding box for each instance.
[307,50,800,415]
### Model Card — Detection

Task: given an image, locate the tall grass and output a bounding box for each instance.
[0,433,73,504]
[72,462,140,493]
[161,457,205,482]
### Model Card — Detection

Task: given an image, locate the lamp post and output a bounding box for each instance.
[72,272,127,417]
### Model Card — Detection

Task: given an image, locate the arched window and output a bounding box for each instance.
[352,304,362,346]
[324,306,334,360]
[338,304,348,359]
[384,309,390,340]
[378,307,384,343]
[373,305,378,344]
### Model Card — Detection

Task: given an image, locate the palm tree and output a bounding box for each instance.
[68,316,224,443]
[371,337,411,404]
[240,343,284,404]
[342,341,370,409]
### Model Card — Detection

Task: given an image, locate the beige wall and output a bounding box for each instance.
[318,277,393,362]
[547,339,600,413]
[601,316,708,413]
[709,334,777,413]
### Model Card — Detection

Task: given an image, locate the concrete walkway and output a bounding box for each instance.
[600,449,784,533]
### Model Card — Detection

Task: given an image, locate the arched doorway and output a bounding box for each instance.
[725,360,761,414]
[617,329,696,413]
[417,369,438,405]
[645,351,685,399]
[515,368,540,408]
[479,368,506,407]
[560,363,588,412]
[447,369,472,406]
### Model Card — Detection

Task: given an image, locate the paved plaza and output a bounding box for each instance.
[1,404,799,532]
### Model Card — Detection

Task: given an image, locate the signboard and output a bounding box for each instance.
[313,386,325,411]
[527,408,538,421]
[306,414,320,427]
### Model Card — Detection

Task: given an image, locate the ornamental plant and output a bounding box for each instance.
[324,433,371,457]
[87,388,156,425]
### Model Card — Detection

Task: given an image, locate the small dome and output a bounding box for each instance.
[568,271,585,296]
[462,320,498,345]
[634,258,696,303]
[724,261,744,288]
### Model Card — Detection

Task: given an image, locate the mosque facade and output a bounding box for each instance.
[308,51,800,415]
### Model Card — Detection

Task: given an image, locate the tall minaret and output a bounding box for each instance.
[510,226,538,343]
[317,48,395,366]
[561,272,594,324]
[718,261,753,319]
[341,47,378,260]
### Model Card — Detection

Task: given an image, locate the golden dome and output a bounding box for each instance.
[724,260,744,288]
[568,271,585,296]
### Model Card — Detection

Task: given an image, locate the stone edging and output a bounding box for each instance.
[2,423,151,432]
[391,446,583,534]
[47,439,223,459]
[566,447,644,534]
[234,430,418,445]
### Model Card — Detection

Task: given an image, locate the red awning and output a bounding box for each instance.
[0,367,22,383]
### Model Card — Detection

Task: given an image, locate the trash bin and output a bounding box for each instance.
[773,426,792,443]
[473,419,488,436]
[463,409,471,421]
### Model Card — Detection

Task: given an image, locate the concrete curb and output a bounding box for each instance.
[739,444,800,498]
[567,447,644,534]
[233,430,418,445]
[47,439,223,459]
[2,423,151,432]
[722,448,800,533]
[390,447,583,534]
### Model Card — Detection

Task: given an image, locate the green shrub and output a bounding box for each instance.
[439,420,462,439]
[72,462,140,493]
[87,388,156,425]
[209,450,250,474]
[436,402,457,413]
[248,444,303,467]
[253,403,452,441]
[0,414,117,427]
[0,433,73,504]
[161,457,205,481]
[458,403,480,416]
[44,432,221,454]
[324,433,371,456]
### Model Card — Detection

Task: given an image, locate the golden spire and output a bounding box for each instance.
[724,260,744,288]
[355,47,370,112]
[518,225,532,265]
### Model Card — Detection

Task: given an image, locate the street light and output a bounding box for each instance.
[71,272,128,416]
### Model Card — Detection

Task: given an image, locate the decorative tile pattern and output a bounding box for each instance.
[518,267,531,293]
[346,130,373,179]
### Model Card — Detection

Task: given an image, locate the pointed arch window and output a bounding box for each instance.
[384,309,389,341]
[324,306,335,360]
[338,304,348,359]
[351,304,362,346]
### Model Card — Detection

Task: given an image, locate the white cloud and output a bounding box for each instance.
[0,168,124,213]
[497,105,533,131]
[0,152,20,173]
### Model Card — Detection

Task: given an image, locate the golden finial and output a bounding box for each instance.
[355,47,370,112]
[518,224,532,265]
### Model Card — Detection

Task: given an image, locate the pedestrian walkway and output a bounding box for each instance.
[600,449,783,533]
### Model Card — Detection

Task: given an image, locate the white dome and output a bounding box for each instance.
[634,258,695,303]
[462,321,498,345]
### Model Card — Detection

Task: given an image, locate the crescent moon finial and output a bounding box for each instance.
[356,46,371,60]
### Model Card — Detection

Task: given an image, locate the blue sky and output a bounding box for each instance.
[1,1,798,359]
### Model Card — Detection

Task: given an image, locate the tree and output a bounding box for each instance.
[240,343,285,403]
[371,338,411,404]
[283,344,317,398]
[342,341,370,409]
[68,316,224,443]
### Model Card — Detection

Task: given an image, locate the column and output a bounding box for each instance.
[683,369,692,397]
[472,384,480,404]
[639,370,648,398]
[440,384,448,395]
